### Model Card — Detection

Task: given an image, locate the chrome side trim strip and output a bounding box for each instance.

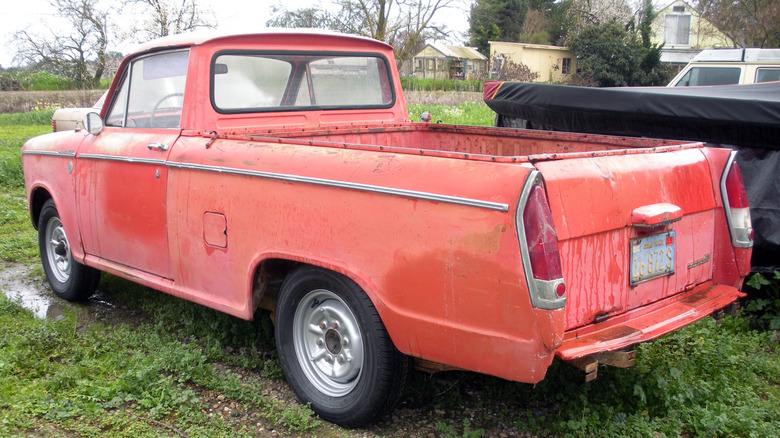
[22,150,77,158]
[78,153,168,166]
[167,161,510,212]
[30,150,509,211]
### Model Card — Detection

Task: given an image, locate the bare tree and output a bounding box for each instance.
[696,0,780,47]
[124,0,216,41]
[13,0,110,88]
[268,0,457,66]
[267,6,341,29]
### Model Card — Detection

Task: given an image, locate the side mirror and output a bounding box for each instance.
[83,112,104,135]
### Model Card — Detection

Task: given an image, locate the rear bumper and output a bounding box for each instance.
[557,281,744,360]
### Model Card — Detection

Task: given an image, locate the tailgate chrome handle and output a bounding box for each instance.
[148,142,169,151]
[632,203,683,227]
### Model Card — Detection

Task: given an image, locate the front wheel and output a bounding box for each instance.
[275,266,409,427]
[38,199,100,301]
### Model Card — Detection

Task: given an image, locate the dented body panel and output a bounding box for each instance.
[22,31,750,386]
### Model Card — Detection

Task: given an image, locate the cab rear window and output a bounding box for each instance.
[211,52,395,113]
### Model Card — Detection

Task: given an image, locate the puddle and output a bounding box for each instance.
[1,264,118,320]
[0,264,64,319]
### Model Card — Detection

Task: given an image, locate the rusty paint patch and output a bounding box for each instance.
[450,223,507,254]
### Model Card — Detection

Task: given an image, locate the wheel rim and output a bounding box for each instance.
[45,217,71,284]
[293,289,364,397]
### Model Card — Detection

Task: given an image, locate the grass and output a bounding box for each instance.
[407,101,494,126]
[0,290,321,437]
[0,112,778,437]
[0,119,49,265]
[401,77,484,92]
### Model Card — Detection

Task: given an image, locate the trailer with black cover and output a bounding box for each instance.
[485,81,780,272]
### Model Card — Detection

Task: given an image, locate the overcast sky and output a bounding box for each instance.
[0,0,470,68]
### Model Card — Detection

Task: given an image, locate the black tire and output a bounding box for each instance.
[38,199,100,301]
[275,266,410,427]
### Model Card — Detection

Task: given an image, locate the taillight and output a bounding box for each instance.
[523,185,563,280]
[517,171,566,309]
[721,151,753,248]
[52,119,57,132]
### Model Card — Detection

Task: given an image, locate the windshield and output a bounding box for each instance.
[211,52,394,113]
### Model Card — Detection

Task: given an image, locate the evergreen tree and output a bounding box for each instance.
[469,0,530,55]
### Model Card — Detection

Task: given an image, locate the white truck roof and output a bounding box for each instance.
[691,48,780,63]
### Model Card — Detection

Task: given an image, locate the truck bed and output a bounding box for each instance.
[189,124,744,332]
[216,123,693,162]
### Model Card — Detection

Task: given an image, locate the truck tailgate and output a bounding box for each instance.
[534,148,725,333]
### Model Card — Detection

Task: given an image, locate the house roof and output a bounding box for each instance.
[488,41,572,52]
[657,0,698,13]
[426,44,487,60]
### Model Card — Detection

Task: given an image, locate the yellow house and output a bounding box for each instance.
[651,1,733,65]
[488,42,576,83]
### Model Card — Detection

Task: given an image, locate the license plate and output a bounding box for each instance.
[630,231,675,286]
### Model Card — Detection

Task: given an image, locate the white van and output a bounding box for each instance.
[668,48,780,87]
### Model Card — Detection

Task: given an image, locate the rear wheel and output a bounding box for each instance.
[275,266,409,427]
[38,199,100,301]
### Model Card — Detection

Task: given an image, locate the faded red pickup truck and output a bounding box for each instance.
[22,30,752,426]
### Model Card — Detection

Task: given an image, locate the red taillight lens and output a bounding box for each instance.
[523,184,563,281]
[725,162,749,208]
[721,154,752,249]
[52,119,57,132]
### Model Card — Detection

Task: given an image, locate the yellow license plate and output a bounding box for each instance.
[630,231,675,286]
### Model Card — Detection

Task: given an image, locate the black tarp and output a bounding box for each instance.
[485,81,780,272]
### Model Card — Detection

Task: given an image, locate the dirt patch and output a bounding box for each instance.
[0,90,105,114]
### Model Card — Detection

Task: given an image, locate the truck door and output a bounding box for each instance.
[76,50,189,280]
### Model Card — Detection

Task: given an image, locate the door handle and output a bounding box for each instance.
[148,142,169,151]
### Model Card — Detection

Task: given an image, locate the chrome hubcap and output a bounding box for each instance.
[45,217,71,283]
[293,289,364,397]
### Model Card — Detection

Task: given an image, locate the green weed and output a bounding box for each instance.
[0,110,56,126]
[434,418,484,438]
[402,77,484,92]
[0,123,47,264]
[745,271,780,330]
[407,101,494,126]
[262,401,321,432]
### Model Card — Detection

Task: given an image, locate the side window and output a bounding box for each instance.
[674,67,741,86]
[105,50,189,128]
[106,73,129,127]
[756,68,780,83]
